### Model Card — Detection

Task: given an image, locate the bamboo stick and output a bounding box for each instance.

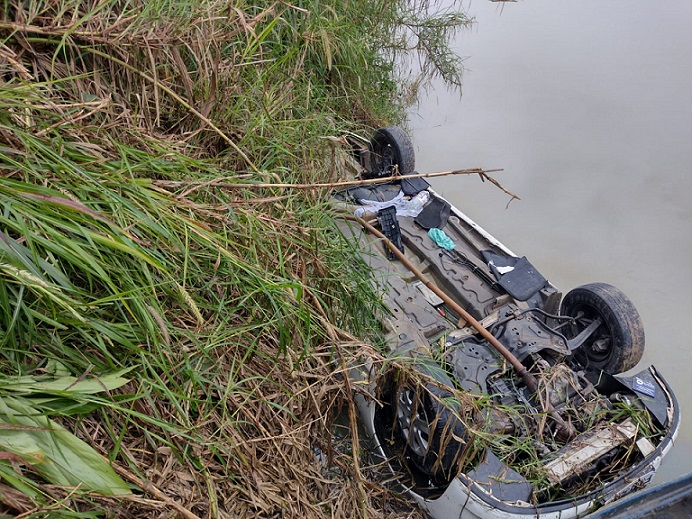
[152,168,521,201]
[348,214,575,439]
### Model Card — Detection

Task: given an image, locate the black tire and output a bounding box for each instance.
[560,283,644,374]
[366,126,415,178]
[377,375,467,486]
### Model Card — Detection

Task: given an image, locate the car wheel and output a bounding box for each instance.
[560,283,645,374]
[366,126,415,178]
[381,377,467,486]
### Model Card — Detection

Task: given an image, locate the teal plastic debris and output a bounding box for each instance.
[428,228,456,250]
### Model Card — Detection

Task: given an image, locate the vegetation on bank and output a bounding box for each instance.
[0,0,471,516]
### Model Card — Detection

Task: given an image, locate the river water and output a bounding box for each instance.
[409,1,692,483]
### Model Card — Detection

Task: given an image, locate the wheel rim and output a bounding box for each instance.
[373,142,395,175]
[397,388,430,457]
[566,303,613,364]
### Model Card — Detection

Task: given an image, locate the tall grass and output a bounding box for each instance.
[0,0,472,516]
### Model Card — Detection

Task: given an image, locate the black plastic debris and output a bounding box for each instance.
[481,251,547,301]
[415,195,451,229]
[377,206,404,260]
[400,175,430,196]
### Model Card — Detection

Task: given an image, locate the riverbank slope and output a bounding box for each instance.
[0,0,470,516]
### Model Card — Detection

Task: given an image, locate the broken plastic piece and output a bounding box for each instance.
[415,195,451,229]
[544,419,637,485]
[482,251,547,301]
[377,206,404,260]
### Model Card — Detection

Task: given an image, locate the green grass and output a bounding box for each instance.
[0,0,472,516]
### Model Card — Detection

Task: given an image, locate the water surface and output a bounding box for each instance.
[410,0,692,483]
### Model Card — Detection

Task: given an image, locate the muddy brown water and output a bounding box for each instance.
[409,1,692,483]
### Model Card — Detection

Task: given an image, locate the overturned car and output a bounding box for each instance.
[335,127,680,518]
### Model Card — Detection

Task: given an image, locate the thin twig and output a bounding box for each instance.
[477,170,522,204]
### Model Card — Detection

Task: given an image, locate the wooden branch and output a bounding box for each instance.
[152,168,519,200]
[476,170,522,202]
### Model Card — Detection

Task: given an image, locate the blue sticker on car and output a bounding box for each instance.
[633,377,656,398]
